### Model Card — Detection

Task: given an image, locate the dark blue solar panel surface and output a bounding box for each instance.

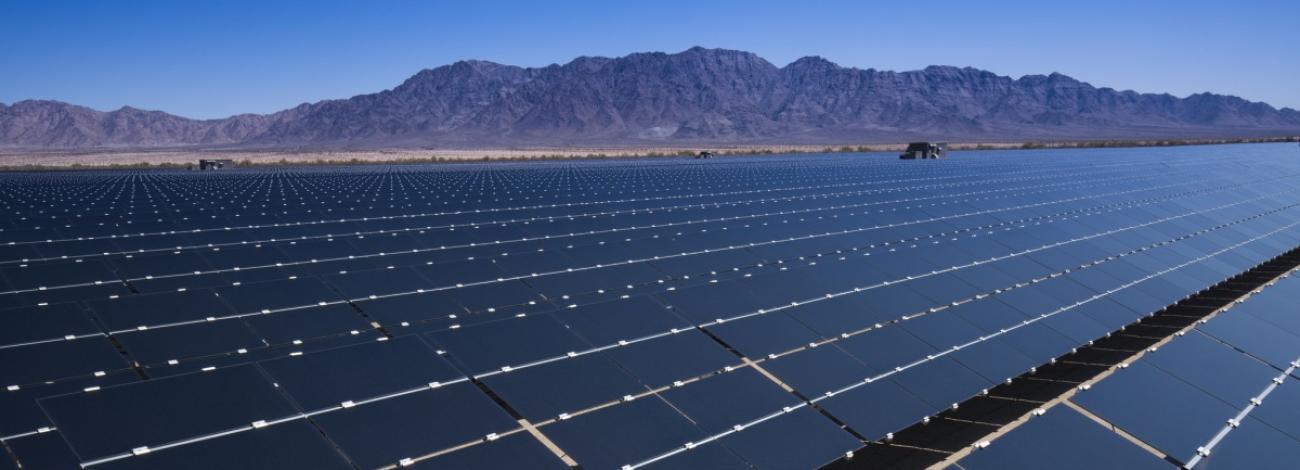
[958,406,1169,470]
[959,258,1300,470]
[2,144,1300,469]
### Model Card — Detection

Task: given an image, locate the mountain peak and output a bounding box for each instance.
[449,59,507,71]
[682,46,739,54]
[787,55,837,68]
[675,46,768,62]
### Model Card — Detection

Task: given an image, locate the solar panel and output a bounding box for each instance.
[3,146,1300,469]
[41,365,299,463]
[957,406,1168,470]
[1073,361,1242,462]
[4,432,72,469]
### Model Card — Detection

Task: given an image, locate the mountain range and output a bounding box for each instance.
[3,47,1299,149]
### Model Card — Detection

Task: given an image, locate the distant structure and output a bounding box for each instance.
[198,159,234,170]
[695,151,715,159]
[899,142,948,160]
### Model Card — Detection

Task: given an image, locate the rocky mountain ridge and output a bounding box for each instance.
[4,47,1298,149]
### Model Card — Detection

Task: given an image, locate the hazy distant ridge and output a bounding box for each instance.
[4,47,1299,149]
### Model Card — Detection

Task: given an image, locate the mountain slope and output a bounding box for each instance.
[0,100,305,148]
[4,47,1299,149]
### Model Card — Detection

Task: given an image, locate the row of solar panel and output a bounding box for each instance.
[0,160,1013,233]
[7,162,1300,467]
[0,161,1164,263]
[18,202,1298,470]
[5,175,1295,390]
[4,148,1300,470]
[0,157,1084,214]
[1,165,1281,307]
[958,270,1300,470]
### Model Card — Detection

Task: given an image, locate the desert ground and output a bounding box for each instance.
[0,138,1293,169]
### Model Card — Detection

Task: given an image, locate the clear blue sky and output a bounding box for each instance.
[2,0,1296,119]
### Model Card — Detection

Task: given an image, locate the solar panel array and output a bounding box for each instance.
[957,269,1300,470]
[2,145,1300,470]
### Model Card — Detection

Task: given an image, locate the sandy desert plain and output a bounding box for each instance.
[1,138,1294,169]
